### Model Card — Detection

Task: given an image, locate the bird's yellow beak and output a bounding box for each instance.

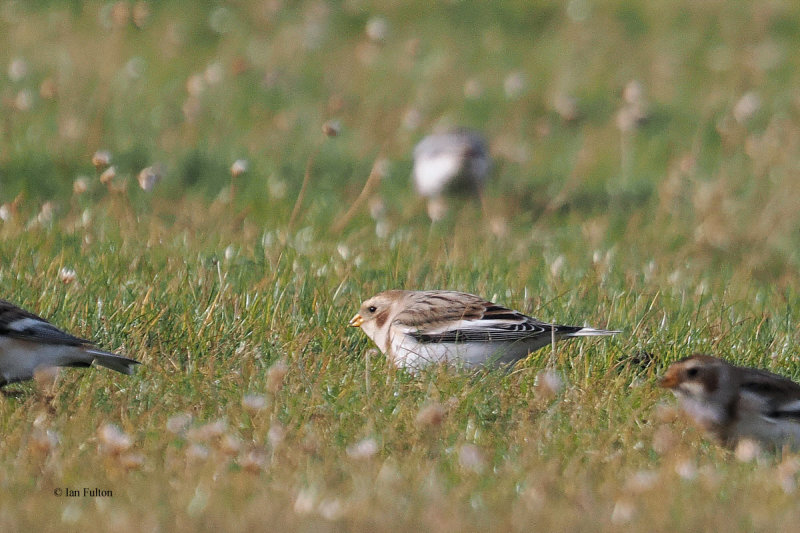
[658,369,679,389]
[349,313,363,328]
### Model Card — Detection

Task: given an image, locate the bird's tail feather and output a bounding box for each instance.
[86,349,141,375]
[567,327,620,337]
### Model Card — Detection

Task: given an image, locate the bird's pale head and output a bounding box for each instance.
[349,291,406,352]
[659,354,724,400]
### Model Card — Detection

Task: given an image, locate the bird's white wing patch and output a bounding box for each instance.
[776,399,800,414]
[3,316,86,345]
[6,317,46,332]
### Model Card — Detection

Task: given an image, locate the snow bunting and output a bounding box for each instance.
[0,299,140,388]
[660,354,800,449]
[349,290,619,369]
[412,129,490,221]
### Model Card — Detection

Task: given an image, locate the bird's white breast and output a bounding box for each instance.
[387,333,540,370]
[677,395,726,429]
[413,153,464,197]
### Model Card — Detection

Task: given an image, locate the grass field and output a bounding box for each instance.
[3,1,800,530]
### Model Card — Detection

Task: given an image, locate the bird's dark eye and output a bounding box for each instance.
[368,306,377,313]
[686,367,699,378]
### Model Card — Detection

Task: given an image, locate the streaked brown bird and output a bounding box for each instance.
[660,354,800,449]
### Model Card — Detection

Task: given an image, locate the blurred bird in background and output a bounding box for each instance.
[412,129,491,221]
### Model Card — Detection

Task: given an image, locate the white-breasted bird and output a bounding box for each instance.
[0,299,140,388]
[349,290,618,370]
[412,129,491,221]
[660,354,800,449]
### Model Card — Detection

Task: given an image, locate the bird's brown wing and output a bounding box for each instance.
[739,367,800,421]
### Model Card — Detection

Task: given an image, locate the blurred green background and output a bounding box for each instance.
[3,1,800,280]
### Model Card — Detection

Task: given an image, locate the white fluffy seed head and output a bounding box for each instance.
[266,361,288,393]
[611,499,635,524]
[98,423,133,455]
[365,17,388,43]
[230,159,248,177]
[58,267,77,284]
[346,438,378,460]
[92,150,112,169]
[99,166,116,185]
[458,443,486,473]
[185,443,209,461]
[186,419,226,443]
[268,423,285,448]
[166,413,193,435]
[33,366,60,391]
[321,120,341,137]
[119,452,145,470]
[674,458,698,480]
[219,434,243,455]
[242,394,267,414]
[416,402,446,429]
[239,448,267,473]
[535,369,564,401]
[735,438,761,462]
[73,177,89,195]
[29,428,60,454]
[294,489,315,515]
[137,166,162,192]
